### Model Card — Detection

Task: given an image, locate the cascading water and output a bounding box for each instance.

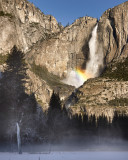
[86,24,103,77]
[86,25,98,77]
[62,24,103,88]
[16,123,22,154]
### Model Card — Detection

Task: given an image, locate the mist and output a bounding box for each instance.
[63,24,104,88]
[0,72,2,78]
[62,70,84,88]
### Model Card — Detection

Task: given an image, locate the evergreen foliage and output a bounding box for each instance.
[0,54,8,65]
[0,46,43,143]
[102,57,128,80]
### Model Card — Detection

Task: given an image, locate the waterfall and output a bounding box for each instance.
[86,24,104,77]
[62,24,104,88]
[16,123,22,154]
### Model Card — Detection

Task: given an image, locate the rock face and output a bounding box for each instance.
[27,17,97,77]
[25,16,97,108]
[0,0,128,114]
[26,68,75,111]
[98,1,128,64]
[0,0,97,109]
[64,1,128,121]
[0,0,61,55]
[66,78,128,122]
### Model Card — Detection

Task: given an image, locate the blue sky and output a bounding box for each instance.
[28,0,127,26]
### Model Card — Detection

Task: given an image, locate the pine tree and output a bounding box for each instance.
[0,46,28,119]
[0,46,29,139]
[47,92,62,138]
[4,46,27,98]
[0,46,49,143]
[0,46,40,142]
[47,92,71,141]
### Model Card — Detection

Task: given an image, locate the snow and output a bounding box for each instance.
[0,152,128,160]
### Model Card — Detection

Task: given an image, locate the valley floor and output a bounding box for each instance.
[0,151,128,160]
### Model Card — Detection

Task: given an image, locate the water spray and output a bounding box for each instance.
[63,24,104,88]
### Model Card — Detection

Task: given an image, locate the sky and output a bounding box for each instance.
[28,0,127,26]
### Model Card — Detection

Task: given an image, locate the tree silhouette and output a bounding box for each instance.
[0,46,28,121]
[47,92,62,127]
[0,46,41,143]
[47,92,73,142]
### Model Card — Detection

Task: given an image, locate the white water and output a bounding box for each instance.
[63,24,104,88]
[16,123,22,154]
[86,24,104,77]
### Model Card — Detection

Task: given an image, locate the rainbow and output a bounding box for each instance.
[75,68,91,82]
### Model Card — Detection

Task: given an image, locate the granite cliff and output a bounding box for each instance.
[98,1,128,63]
[0,0,128,117]
[66,1,128,122]
[26,16,97,77]
[0,0,61,55]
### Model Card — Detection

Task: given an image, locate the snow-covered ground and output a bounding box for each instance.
[0,152,128,160]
